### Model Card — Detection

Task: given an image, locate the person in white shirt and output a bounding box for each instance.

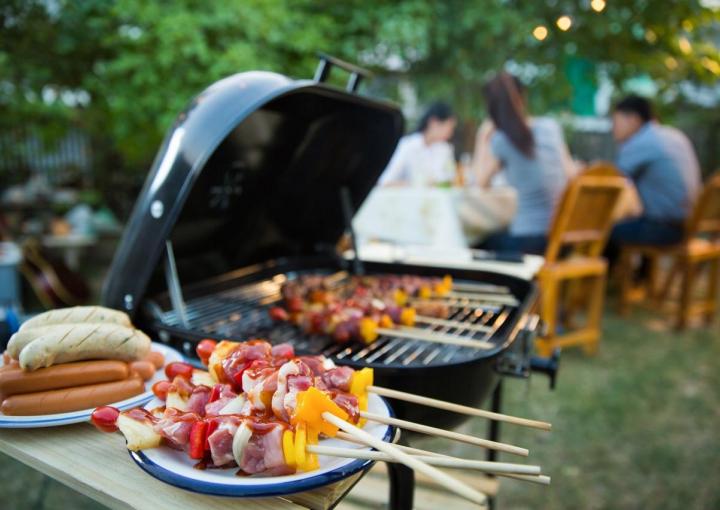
[379,102,457,186]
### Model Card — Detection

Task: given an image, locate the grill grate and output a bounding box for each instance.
[156,271,519,367]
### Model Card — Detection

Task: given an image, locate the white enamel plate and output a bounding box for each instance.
[130,394,394,497]
[0,343,184,428]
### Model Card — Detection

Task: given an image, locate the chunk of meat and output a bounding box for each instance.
[207,416,241,466]
[239,422,289,475]
[321,366,354,392]
[186,386,211,416]
[270,343,294,360]
[153,409,200,449]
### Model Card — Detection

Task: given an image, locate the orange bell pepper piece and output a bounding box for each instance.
[379,314,394,329]
[350,367,374,398]
[399,307,416,326]
[293,387,349,437]
[359,317,379,344]
[393,288,408,306]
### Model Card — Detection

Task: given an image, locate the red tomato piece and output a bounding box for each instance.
[208,384,223,403]
[152,380,173,400]
[165,361,194,380]
[268,307,290,322]
[287,296,304,313]
[204,420,219,450]
[91,406,120,433]
[196,339,217,365]
[189,421,207,459]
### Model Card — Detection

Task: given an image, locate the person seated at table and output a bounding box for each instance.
[379,101,457,186]
[471,71,575,255]
[606,95,701,258]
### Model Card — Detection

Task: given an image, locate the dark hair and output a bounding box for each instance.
[482,72,534,157]
[614,95,654,123]
[416,102,454,132]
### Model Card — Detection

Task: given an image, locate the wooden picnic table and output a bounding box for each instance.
[0,423,365,510]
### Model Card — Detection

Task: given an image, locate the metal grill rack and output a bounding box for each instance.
[154,271,520,368]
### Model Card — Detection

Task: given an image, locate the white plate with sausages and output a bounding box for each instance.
[0,343,184,428]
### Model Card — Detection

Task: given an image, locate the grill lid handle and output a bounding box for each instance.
[314,53,372,92]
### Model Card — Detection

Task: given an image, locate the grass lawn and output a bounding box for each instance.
[480,309,719,509]
[1,310,718,509]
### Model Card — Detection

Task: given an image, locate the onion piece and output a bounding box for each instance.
[219,395,246,415]
[232,422,252,467]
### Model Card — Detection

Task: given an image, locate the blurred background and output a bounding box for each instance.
[1,1,719,509]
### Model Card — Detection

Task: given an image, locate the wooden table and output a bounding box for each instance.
[0,423,365,510]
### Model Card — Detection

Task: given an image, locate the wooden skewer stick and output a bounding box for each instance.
[367,385,552,431]
[359,411,528,457]
[501,473,551,485]
[376,327,493,349]
[321,412,488,507]
[413,315,492,333]
[307,445,540,475]
[331,434,541,475]
[452,282,511,294]
[434,292,519,306]
[334,433,548,485]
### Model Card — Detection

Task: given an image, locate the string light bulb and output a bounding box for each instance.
[591,0,606,12]
[556,15,572,31]
[533,25,548,41]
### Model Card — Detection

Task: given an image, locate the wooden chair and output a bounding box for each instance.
[535,163,627,357]
[617,172,720,329]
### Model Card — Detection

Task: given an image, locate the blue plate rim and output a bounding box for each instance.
[129,396,395,498]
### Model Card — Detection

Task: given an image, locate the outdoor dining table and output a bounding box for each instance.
[0,423,365,510]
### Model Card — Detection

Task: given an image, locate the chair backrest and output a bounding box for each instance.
[544,162,627,263]
[685,172,720,241]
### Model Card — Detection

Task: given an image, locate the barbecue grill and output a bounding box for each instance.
[102,55,557,509]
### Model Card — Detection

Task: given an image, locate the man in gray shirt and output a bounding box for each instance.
[607,95,701,259]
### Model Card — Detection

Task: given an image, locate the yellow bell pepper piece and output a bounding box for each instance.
[357,393,369,427]
[293,387,349,437]
[359,317,379,344]
[443,274,453,288]
[283,430,296,468]
[350,367,374,398]
[294,422,307,470]
[399,307,416,327]
[419,286,432,299]
[393,288,408,306]
[379,314,394,328]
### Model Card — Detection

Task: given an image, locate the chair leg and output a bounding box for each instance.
[536,275,558,358]
[657,257,680,310]
[705,258,720,325]
[646,254,660,302]
[617,249,634,316]
[583,273,607,355]
[677,259,695,330]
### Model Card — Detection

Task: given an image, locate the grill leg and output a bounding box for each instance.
[487,381,504,510]
[387,438,414,510]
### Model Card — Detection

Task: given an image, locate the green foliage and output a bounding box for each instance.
[1,0,719,198]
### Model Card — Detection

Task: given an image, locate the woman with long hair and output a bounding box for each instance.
[472,71,575,254]
[379,101,457,186]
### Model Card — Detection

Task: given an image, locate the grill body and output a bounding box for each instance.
[141,255,537,429]
[101,62,543,433]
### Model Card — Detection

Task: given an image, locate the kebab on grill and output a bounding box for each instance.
[268,275,464,344]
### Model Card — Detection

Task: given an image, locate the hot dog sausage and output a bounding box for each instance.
[128,361,156,381]
[145,351,165,370]
[19,306,131,331]
[0,360,129,397]
[1,376,145,416]
[18,324,152,371]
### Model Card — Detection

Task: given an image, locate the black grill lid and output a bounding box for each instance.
[102,67,404,315]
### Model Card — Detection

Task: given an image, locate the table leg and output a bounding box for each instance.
[486,381,503,510]
[387,446,415,510]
